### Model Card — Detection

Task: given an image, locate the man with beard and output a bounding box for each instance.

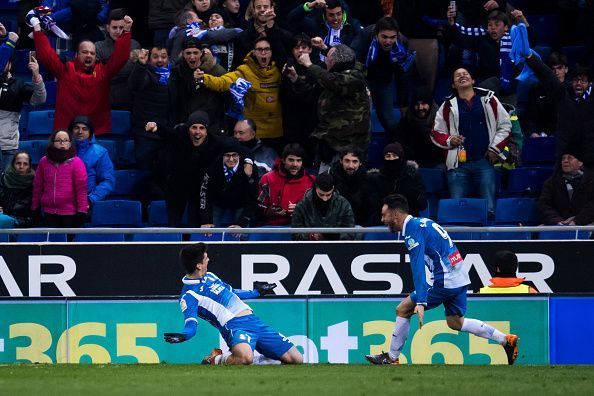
[169,39,227,133]
[233,118,278,176]
[291,172,355,240]
[393,85,444,168]
[367,142,427,224]
[0,28,46,170]
[329,150,374,226]
[258,143,315,226]
[31,14,132,134]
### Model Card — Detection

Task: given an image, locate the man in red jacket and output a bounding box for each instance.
[31,14,133,135]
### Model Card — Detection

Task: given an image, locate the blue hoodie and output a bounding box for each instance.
[74,135,115,203]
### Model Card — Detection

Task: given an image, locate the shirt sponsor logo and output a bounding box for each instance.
[448,250,463,267]
[406,238,419,250]
[180,298,187,312]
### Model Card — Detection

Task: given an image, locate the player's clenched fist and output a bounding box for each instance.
[164,332,187,343]
[254,281,277,296]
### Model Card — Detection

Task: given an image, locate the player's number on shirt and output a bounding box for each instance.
[432,222,453,248]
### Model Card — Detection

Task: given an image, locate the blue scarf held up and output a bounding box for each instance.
[365,36,416,73]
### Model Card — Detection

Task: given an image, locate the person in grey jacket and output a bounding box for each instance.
[291,172,355,240]
[0,28,46,170]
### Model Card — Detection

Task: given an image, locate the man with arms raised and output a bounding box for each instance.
[365,194,519,365]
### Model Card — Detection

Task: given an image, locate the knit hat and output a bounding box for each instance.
[68,115,95,137]
[383,142,405,159]
[183,37,200,50]
[560,144,582,161]
[187,110,210,128]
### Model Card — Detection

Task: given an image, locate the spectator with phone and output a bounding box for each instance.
[0,26,46,170]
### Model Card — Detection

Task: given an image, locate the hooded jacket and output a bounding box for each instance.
[203,53,283,139]
[431,88,511,170]
[71,115,115,204]
[258,159,315,226]
[33,30,131,134]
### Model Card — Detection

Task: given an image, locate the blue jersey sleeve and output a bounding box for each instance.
[218,277,260,299]
[406,223,429,304]
[180,293,198,340]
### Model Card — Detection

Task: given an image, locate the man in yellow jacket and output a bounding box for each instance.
[480,250,538,294]
[196,37,283,144]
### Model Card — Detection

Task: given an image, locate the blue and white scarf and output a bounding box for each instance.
[224,163,239,183]
[186,22,208,40]
[152,64,171,85]
[509,23,541,85]
[365,36,416,72]
[577,85,592,103]
[226,78,252,120]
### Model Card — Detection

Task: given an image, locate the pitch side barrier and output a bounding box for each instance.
[0,294,592,364]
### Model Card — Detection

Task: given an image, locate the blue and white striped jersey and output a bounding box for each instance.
[402,215,470,304]
[178,272,259,340]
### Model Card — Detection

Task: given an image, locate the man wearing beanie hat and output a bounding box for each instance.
[394,85,444,168]
[145,110,232,226]
[291,172,355,240]
[70,116,115,207]
[538,146,594,226]
[367,142,427,224]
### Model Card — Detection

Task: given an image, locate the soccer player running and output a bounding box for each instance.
[365,194,519,365]
[164,243,303,365]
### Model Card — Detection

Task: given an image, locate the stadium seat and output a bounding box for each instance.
[18,140,47,165]
[506,167,554,196]
[526,15,559,46]
[116,139,136,168]
[522,137,556,165]
[561,45,587,68]
[362,226,397,241]
[95,139,117,164]
[248,226,293,241]
[110,170,148,199]
[537,230,591,240]
[147,200,168,226]
[74,233,126,242]
[437,198,488,226]
[15,233,68,242]
[189,232,241,241]
[44,80,57,106]
[494,198,539,225]
[27,110,55,137]
[130,233,183,242]
[533,45,552,62]
[91,200,142,227]
[108,110,131,137]
[418,168,446,194]
[479,229,532,240]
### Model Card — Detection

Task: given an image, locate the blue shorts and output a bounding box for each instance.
[409,285,468,317]
[221,314,293,360]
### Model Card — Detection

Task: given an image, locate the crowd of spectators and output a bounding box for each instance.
[0,0,593,233]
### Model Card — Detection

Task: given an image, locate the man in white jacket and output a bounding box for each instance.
[430,67,511,215]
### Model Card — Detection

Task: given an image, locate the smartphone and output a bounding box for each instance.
[29,50,36,61]
[449,1,456,12]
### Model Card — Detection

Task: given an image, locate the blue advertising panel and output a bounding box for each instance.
[550,297,594,364]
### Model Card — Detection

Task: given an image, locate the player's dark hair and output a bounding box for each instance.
[494,250,519,277]
[315,172,334,192]
[374,16,399,36]
[383,194,409,214]
[339,150,364,161]
[107,8,126,24]
[179,243,207,274]
[487,10,509,26]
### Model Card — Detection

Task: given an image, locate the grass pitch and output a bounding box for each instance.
[1,364,593,395]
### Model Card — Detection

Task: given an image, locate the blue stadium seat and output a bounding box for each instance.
[561,45,587,68]
[189,232,240,241]
[418,168,446,194]
[116,139,136,167]
[437,198,488,226]
[522,137,556,165]
[108,110,131,137]
[110,170,148,199]
[91,200,142,227]
[19,139,47,165]
[248,226,292,241]
[526,15,559,46]
[506,167,553,196]
[15,233,68,242]
[362,226,397,241]
[447,231,478,240]
[74,233,126,242]
[533,46,552,62]
[45,80,57,106]
[95,139,117,164]
[147,200,168,226]
[537,230,591,240]
[495,198,539,225]
[27,110,55,137]
[0,234,9,242]
[479,229,532,240]
[130,233,183,242]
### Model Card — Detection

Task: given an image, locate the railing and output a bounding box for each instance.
[1,225,593,241]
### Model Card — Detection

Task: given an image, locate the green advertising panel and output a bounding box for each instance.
[0,298,548,364]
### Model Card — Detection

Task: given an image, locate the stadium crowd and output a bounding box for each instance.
[0,0,593,237]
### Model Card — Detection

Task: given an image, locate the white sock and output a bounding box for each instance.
[461,318,507,345]
[388,316,411,360]
[214,351,232,365]
[253,354,281,365]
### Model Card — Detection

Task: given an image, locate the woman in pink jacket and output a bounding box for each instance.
[32,129,88,227]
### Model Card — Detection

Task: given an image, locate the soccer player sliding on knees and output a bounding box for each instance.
[163,243,303,365]
[365,194,519,365]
